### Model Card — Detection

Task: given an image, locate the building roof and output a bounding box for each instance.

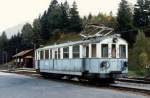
[13,49,33,58]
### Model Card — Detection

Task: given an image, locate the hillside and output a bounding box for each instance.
[2,23,25,38]
[46,33,81,45]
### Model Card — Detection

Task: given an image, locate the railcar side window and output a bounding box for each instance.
[86,46,89,58]
[73,45,80,58]
[54,51,57,59]
[111,44,116,58]
[119,45,126,58]
[92,44,96,57]
[58,48,60,59]
[50,50,52,59]
[45,50,49,59]
[101,44,108,58]
[63,47,69,59]
[40,51,44,60]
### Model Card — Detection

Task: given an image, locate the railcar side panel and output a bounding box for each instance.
[84,58,127,74]
[38,59,83,75]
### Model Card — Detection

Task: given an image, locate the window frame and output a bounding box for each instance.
[111,44,116,58]
[58,48,61,59]
[73,45,80,58]
[49,49,52,59]
[40,50,44,60]
[63,47,69,59]
[91,44,97,58]
[119,44,126,58]
[101,44,109,58]
[45,50,49,59]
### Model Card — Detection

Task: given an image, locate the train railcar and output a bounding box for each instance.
[34,26,128,82]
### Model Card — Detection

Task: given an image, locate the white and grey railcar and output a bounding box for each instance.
[34,34,128,81]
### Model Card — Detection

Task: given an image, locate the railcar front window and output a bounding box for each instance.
[73,45,80,58]
[111,44,116,58]
[63,47,69,59]
[45,50,49,59]
[92,44,96,57]
[119,45,126,58]
[40,51,44,60]
[101,44,108,58]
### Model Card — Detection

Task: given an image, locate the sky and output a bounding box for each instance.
[0,0,136,32]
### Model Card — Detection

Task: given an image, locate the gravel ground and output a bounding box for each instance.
[0,72,149,98]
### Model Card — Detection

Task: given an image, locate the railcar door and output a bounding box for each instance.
[82,44,89,72]
[37,60,40,70]
[82,44,90,58]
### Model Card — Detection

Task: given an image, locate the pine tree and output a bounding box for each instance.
[21,23,34,48]
[48,0,58,10]
[129,31,150,72]
[47,0,62,30]
[32,18,43,48]
[0,31,8,51]
[116,0,134,43]
[134,0,150,28]
[40,11,49,41]
[69,1,83,32]
[60,2,70,32]
[40,0,61,41]
[88,13,92,21]
[0,32,8,64]
[117,0,133,31]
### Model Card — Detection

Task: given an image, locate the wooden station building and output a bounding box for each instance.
[13,49,34,68]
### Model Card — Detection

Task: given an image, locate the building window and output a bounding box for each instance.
[40,51,44,60]
[101,44,108,58]
[45,50,49,59]
[92,44,96,57]
[111,44,116,58]
[73,45,80,58]
[63,47,69,59]
[119,45,126,58]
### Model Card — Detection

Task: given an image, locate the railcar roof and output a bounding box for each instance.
[37,40,90,50]
[36,34,126,51]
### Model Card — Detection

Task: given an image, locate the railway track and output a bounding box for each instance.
[112,78,150,95]
[110,83,150,95]
[115,78,150,84]
[2,70,150,95]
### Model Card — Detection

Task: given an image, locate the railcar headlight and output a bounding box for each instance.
[100,61,110,69]
[122,61,128,71]
[124,62,128,67]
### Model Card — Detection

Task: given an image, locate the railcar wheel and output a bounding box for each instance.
[66,76,73,80]
[78,77,87,82]
[54,74,64,79]
[40,73,49,78]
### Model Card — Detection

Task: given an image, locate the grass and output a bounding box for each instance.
[0,61,15,70]
[128,68,149,78]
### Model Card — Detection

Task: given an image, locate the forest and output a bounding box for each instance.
[0,0,150,75]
